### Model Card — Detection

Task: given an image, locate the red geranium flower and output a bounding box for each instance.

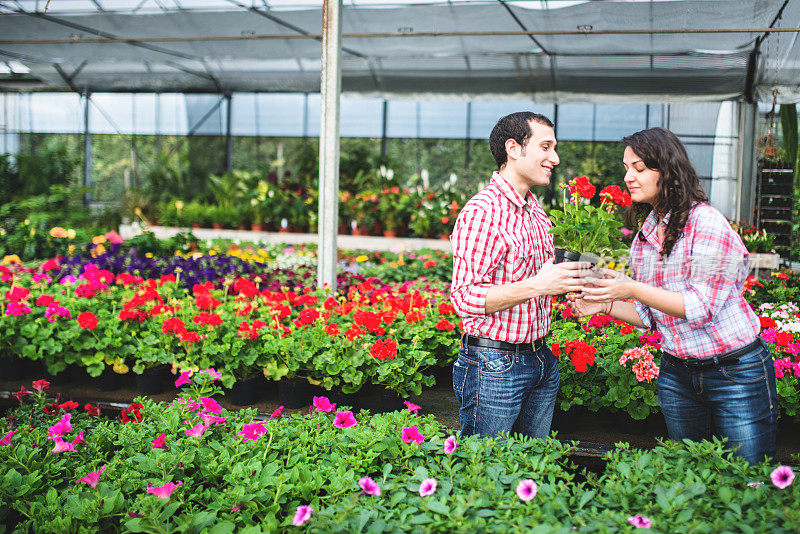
[84,403,100,416]
[370,339,398,360]
[162,317,186,335]
[564,339,597,373]
[325,323,340,336]
[435,319,455,331]
[77,311,98,330]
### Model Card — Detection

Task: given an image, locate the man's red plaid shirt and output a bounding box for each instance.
[449,172,554,343]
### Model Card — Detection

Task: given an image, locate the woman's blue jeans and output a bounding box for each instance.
[452,342,559,438]
[657,340,779,465]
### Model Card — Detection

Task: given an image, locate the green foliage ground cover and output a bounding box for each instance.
[1,376,798,533]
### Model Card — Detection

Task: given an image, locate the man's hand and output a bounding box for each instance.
[565,293,609,317]
[527,258,589,296]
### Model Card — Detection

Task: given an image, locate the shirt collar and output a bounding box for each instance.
[491,171,532,209]
[640,210,671,249]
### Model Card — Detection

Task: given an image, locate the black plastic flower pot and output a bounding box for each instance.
[136,366,167,396]
[550,408,578,434]
[93,367,121,392]
[0,354,24,381]
[433,364,453,387]
[44,365,73,386]
[261,377,279,401]
[327,386,359,409]
[278,377,311,409]
[229,376,260,406]
[380,389,405,413]
[616,412,648,435]
[356,383,382,413]
[554,247,583,264]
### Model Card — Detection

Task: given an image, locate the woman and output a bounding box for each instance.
[570,127,778,465]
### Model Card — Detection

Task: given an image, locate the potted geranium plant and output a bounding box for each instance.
[548,176,631,263]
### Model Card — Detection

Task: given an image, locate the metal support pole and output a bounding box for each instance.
[317,0,342,291]
[225,93,233,172]
[465,101,471,175]
[83,92,92,205]
[380,100,388,157]
[736,101,758,224]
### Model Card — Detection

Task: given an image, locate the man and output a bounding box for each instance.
[449,111,585,438]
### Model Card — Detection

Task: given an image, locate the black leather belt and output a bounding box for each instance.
[461,333,545,353]
[664,338,761,369]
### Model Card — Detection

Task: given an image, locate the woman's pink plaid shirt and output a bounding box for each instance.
[449,172,554,343]
[631,202,760,359]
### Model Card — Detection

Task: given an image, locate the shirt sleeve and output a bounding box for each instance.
[682,209,749,328]
[634,300,655,331]
[449,205,505,318]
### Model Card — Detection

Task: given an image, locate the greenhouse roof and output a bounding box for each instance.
[1,0,799,102]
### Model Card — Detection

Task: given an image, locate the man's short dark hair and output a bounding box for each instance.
[489,112,554,170]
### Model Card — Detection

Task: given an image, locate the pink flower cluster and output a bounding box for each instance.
[5,301,31,316]
[638,331,663,349]
[44,302,72,322]
[47,413,86,453]
[774,357,800,378]
[619,347,659,382]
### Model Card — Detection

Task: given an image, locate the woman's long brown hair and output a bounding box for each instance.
[622,127,708,257]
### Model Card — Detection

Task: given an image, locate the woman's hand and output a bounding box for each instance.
[578,268,638,302]
[566,293,608,317]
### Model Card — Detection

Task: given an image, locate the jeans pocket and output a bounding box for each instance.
[452,355,471,404]
[477,347,515,375]
[720,354,767,385]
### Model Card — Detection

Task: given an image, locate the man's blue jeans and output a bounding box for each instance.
[453,342,559,438]
[657,339,778,465]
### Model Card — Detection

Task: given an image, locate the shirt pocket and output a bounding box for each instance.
[507,242,536,281]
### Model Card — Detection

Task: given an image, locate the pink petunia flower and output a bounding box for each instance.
[239,421,268,442]
[401,426,424,444]
[771,465,795,489]
[152,434,167,449]
[627,515,653,528]
[333,411,357,429]
[231,505,241,512]
[404,400,421,416]
[292,504,313,526]
[48,413,72,438]
[516,479,538,501]
[71,430,85,446]
[444,435,457,455]
[200,397,223,415]
[270,406,284,419]
[358,476,381,496]
[146,481,182,499]
[199,413,227,426]
[313,396,336,413]
[51,436,75,453]
[184,423,209,437]
[32,379,50,392]
[75,466,105,488]
[202,368,222,381]
[418,478,437,497]
[0,430,16,447]
[174,371,192,388]
[186,401,202,411]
